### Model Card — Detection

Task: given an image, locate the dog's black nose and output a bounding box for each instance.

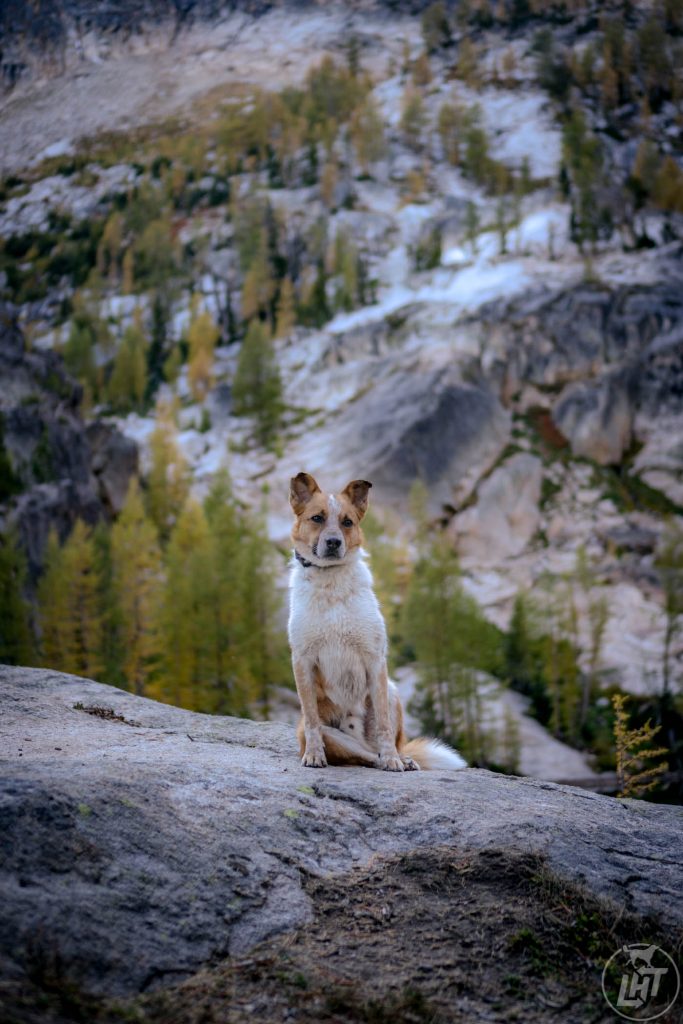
[326,537,342,551]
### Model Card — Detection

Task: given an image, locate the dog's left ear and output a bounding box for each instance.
[342,479,372,519]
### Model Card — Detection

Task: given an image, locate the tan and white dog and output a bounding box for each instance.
[287,471,466,772]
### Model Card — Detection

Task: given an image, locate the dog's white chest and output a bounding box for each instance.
[288,557,387,701]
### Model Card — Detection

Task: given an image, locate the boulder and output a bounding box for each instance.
[1,666,681,1004]
[350,365,511,509]
[449,453,543,563]
[552,369,635,466]
[86,422,139,516]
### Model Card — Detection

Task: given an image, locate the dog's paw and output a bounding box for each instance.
[301,747,327,768]
[378,753,404,772]
[401,755,420,771]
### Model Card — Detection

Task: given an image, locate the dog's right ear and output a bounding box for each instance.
[289,472,321,514]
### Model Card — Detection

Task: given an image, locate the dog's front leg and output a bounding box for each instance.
[370,662,404,772]
[293,658,327,768]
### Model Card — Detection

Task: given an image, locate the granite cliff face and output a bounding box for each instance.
[1,667,681,1021]
[0,306,137,576]
[0,0,431,95]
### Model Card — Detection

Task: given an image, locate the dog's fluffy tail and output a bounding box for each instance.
[400,736,467,770]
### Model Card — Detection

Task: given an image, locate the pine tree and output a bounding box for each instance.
[320,159,339,209]
[203,471,247,712]
[64,322,98,398]
[412,51,432,87]
[108,313,147,412]
[92,521,126,689]
[146,291,170,402]
[38,531,66,672]
[237,503,289,718]
[656,521,683,695]
[465,200,480,254]
[402,529,501,765]
[653,156,683,214]
[422,1,451,52]
[438,102,462,166]
[96,211,123,282]
[38,522,104,678]
[0,529,34,666]
[134,216,178,291]
[63,295,111,401]
[232,320,284,448]
[612,694,668,798]
[240,234,276,324]
[400,87,426,151]
[110,479,163,694]
[146,407,191,541]
[275,276,296,338]
[155,499,214,709]
[350,98,387,172]
[187,307,220,403]
[331,231,359,311]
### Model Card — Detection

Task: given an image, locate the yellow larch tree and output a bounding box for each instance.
[146,403,191,542]
[110,479,164,695]
[187,306,220,403]
[38,522,104,679]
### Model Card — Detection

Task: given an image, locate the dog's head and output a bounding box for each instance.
[289,472,371,566]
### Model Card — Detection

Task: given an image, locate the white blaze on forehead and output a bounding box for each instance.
[328,494,342,518]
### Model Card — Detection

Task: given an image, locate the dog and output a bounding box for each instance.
[287,471,466,771]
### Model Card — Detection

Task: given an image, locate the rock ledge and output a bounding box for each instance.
[1,666,681,997]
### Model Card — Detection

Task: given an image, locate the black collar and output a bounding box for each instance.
[294,550,344,569]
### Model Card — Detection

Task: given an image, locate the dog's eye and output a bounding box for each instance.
[342,517,353,528]
[310,514,325,523]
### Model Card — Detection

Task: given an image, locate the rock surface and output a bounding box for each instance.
[0,305,138,575]
[1,666,681,1000]
[449,453,543,562]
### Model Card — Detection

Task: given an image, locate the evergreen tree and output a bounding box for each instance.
[612,694,668,798]
[37,531,66,673]
[202,471,248,712]
[237,506,289,719]
[402,525,502,765]
[422,1,451,52]
[350,98,387,172]
[240,232,276,324]
[656,521,683,695]
[275,276,296,338]
[0,529,34,666]
[92,521,126,689]
[146,406,191,541]
[146,291,170,402]
[331,231,359,311]
[400,88,426,151]
[438,102,462,166]
[133,216,178,291]
[110,479,163,694]
[154,499,214,709]
[63,295,111,401]
[465,200,480,254]
[320,159,339,209]
[653,156,683,214]
[108,313,147,412]
[232,320,284,448]
[96,211,123,282]
[187,307,220,403]
[37,522,104,678]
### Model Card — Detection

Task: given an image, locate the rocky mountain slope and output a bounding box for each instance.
[0,304,137,577]
[1,666,681,1022]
